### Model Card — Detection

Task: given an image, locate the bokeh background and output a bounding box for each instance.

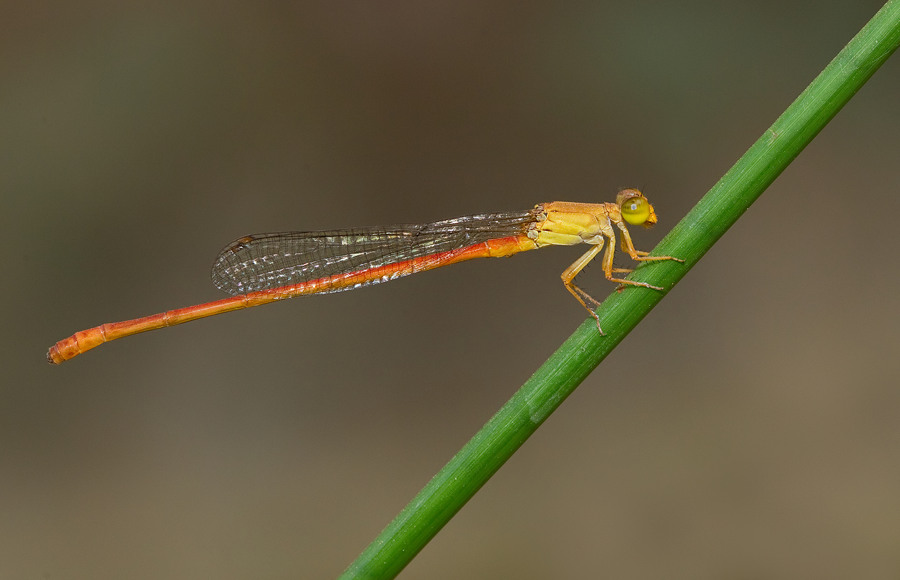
[4,1,899,578]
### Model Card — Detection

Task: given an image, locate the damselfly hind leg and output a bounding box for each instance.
[560,236,682,332]
[560,243,606,333]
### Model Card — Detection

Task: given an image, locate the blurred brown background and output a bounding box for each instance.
[4,1,899,578]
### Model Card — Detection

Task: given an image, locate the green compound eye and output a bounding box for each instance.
[621,196,651,225]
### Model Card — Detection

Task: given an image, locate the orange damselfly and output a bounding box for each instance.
[47,189,682,364]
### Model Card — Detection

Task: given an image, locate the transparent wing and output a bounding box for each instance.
[210,209,539,295]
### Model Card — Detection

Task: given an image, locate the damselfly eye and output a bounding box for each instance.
[621,196,651,225]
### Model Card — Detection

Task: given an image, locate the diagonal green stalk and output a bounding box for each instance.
[342,2,900,578]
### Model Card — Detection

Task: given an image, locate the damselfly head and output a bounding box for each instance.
[617,188,658,228]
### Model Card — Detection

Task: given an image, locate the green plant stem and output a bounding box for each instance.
[341,3,900,578]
